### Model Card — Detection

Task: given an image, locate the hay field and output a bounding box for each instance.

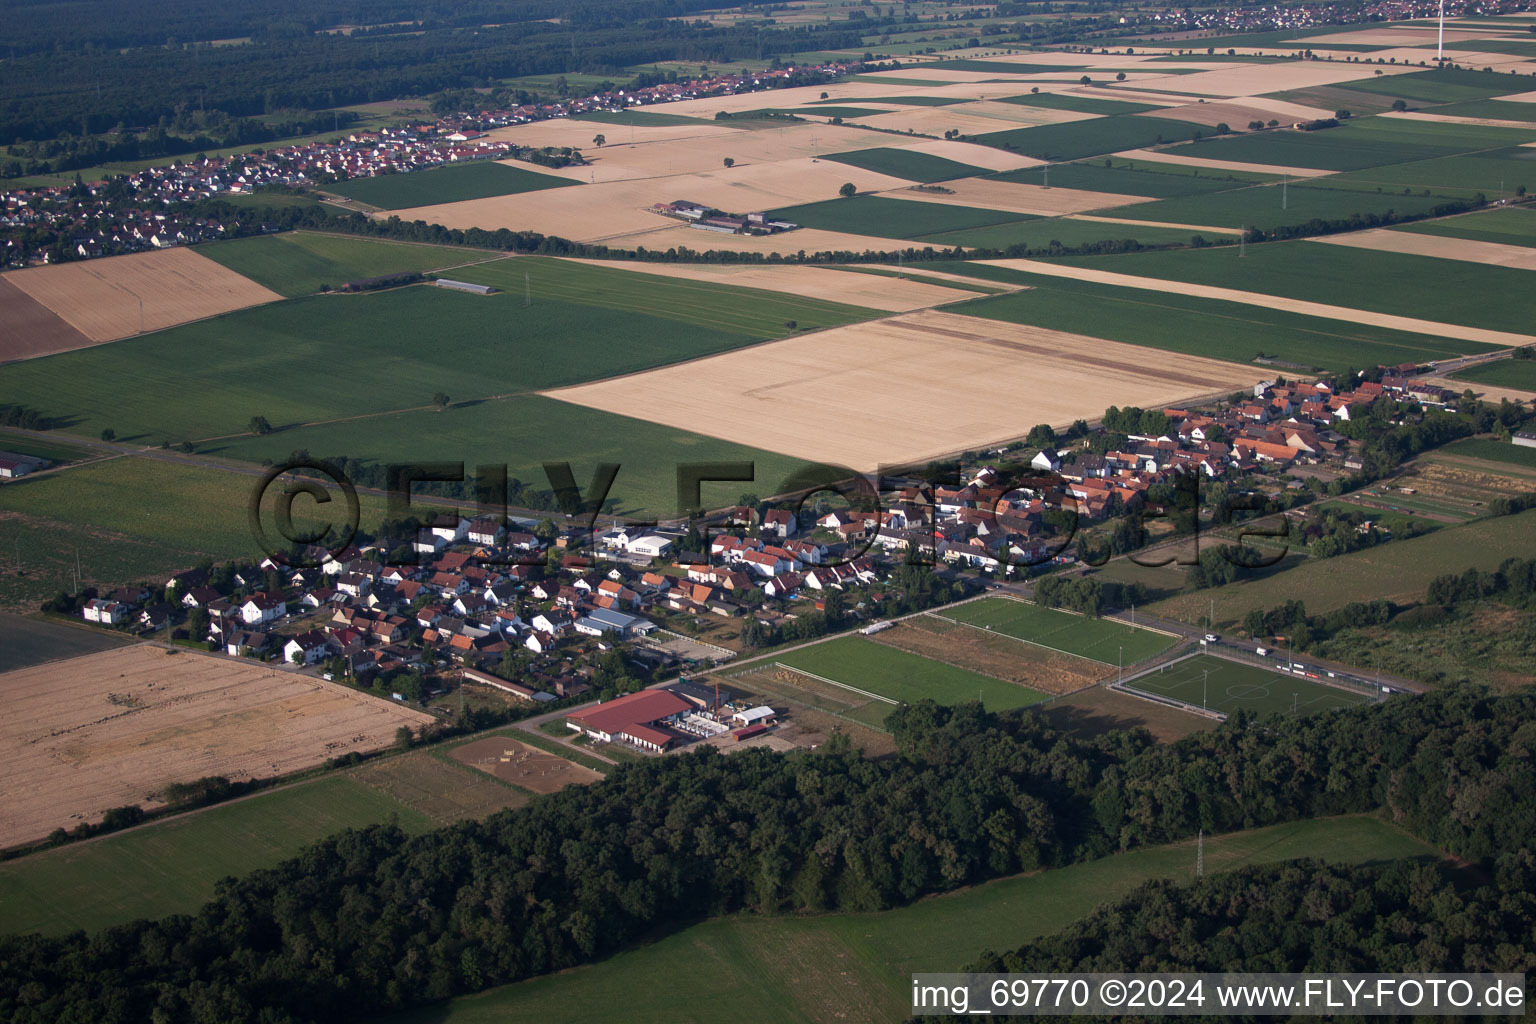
[1312,228,1536,270]
[585,222,917,253]
[850,104,1079,137]
[1150,61,1420,98]
[561,259,976,312]
[1381,109,1536,130]
[2,247,281,344]
[543,309,1258,469]
[484,120,736,153]
[0,277,89,361]
[895,176,1150,216]
[895,138,1043,172]
[450,736,602,795]
[1144,98,1333,128]
[0,644,432,847]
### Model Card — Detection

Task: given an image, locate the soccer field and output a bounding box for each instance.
[776,636,1048,712]
[1123,654,1374,718]
[939,598,1177,665]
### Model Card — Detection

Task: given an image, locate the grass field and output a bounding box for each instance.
[944,264,1487,371]
[1333,67,1531,104]
[1322,149,1536,199]
[911,216,1204,251]
[1057,240,1536,336]
[1147,509,1536,626]
[1439,437,1536,468]
[769,194,1034,239]
[197,232,488,297]
[972,115,1207,162]
[996,93,1162,115]
[990,159,1276,197]
[405,814,1436,1024]
[1099,183,1457,232]
[0,774,429,936]
[1395,206,1536,248]
[324,162,578,210]
[1430,98,1536,123]
[1449,358,1536,392]
[1123,653,1375,717]
[571,109,711,127]
[776,635,1048,711]
[821,147,992,183]
[937,597,1177,665]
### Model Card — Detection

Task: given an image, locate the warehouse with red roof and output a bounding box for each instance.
[565,689,691,752]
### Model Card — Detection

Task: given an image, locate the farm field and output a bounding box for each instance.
[820,146,992,182]
[769,194,1034,239]
[1122,653,1375,717]
[1054,241,1536,337]
[973,115,1208,161]
[1439,436,1536,468]
[996,93,1163,115]
[912,216,1203,251]
[0,611,128,673]
[350,749,531,826]
[323,161,577,210]
[1429,98,1536,123]
[1311,227,1536,270]
[408,815,1435,1024]
[945,266,1484,371]
[937,597,1177,664]
[1099,183,1456,231]
[873,615,1107,694]
[0,247,281,347]
[776,634,1048,711]
[1395,206,1536,248]
[1147,509,1536,626]
[544,308,1259,470]
[0,278,89,362]
[990,159,1276,197]
[1449,357,1536,391]
[449,736,603,795]
[1331,66,1532,104]
[0,644,433,847]
[1159,116,1536,172]
[0,774,430,937]
[1321,149,1536,199]
[197,231,493,297]
[1041,683,1215,743]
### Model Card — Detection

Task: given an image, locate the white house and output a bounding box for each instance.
[82,599,129,625]
[240,593,287,625]
[283,631,330,665]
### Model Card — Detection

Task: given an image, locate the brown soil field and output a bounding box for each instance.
[1111,147,1336,177]
[1142,97,1333,129]
[1041,684,1214,743]
[1312,228,1536,270]
[1157,61,1420,98]
[2,248,281,344]
[544,308,1259,469]
[895,138,1044,172]
[351,749,529,825]
[0,644,433,847]
[1413,453,1536,495]
[1302,26,1516,44]
[851,105,1086,138]
[0,277,90,361]
[450,736,602,795]
[892,177,1149,216]
[978,257,1536,348]
[563,258,976,312]
[876,616,1106,694]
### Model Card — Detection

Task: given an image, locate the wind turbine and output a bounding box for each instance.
[1437,0,1446,63]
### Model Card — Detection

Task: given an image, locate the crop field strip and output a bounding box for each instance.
[1395,206,1536,248]
[820,146,994,182]
[1095,182,1461,232]
[936,597,1177,665]
[1121,653,1375,718]
[322,161,578,210]
[197,231,498,298]
[971,114,1211,161]
[768,194,1038,240]
[775,635,1049,712]
[1440,437,1536,469]
[0,277,91,361]
[1449,357,1536,391]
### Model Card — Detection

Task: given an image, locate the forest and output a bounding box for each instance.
[2,682,1533,1022]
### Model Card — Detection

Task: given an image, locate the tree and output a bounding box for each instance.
[1079,75,1092,86]
[1116,72,1126,81]
[1391,98,1408,111]
[432,391,450,410]
[100,428,116,441]
[1214,122,1230,134]
[186,606,209,641]
[247,415,272,435]
[394,725,414,749]
[838,182,857,198]
[592,134,605,148]
[722,157,734,168]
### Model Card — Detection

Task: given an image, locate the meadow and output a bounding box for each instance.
[322,162,577,210]
[1448,358,1536,392]
[972,115,1207,162]
[1439,437,1536,469]
[1057,240,1536,336]
[821,146,992,183]
[1124,653,1374,717]
[944,264,1488,371]
[1101,182,1457,231]
[198,231,489,297]
[776,635,1048,711]
[1146,509,1536,626]
[0,774,429,936]
[769,194,1034,239]
[404,815,1435,1024]
[938,597,1176,664]
[1396,206,1536,248]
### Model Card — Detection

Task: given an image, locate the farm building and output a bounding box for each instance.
[565,689,692,752]
[435,278,495,296]
[1515,431,1536,450]
[0,451,45,478]
[731,705,776,727]
[462,667,556,703]
[574,608,656,639]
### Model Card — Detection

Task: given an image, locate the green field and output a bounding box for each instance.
[1430,98,1536,123]
[1449,357,1536,392]
[1157,124,1453,173]
[1124,653,1374,717]
[821,146,991,183]
[1332,67,1531,105]
[198,231,487,297]
[1099,182,1457,231]
[1440,436,1536,468]
[404,815,1435,1024]
[943,263,1488,371]
[1396,206,1536,248]
[769,194,1034,239]
[812,95,963,106]
[322,161,577,210]
[1146,509,1536,627]
[990,159,1276,197]
[972,115,1207,162]
[912,216,1203,251]
[996,93,1161,115]
[938,598,1176,664]
[776,635,1047,711]
[1056,240,1536,335]
[0,775,429,936]
[1321,148,1536,199]
[572,109,711,127]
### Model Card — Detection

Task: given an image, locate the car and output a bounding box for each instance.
[1204,633,1219,643]
[1255,646,1268,657]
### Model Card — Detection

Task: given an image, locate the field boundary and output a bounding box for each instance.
[770,662,900,705]
[1107,680,1229,721]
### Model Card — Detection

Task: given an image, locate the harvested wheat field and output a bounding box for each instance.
[979,257,1536,348]
[586,222,917,254]
[1380,109,1536,130]
[450,736,602,795]
[1110,147,1335,178]
[544,308,1258,469]
[0,277,90,361]
[1312,228,1536,270]
[2,248,281,344]
[486,120,736,153]
[895,137,1045,172]
[893,177,1149,216]
[852,105,1078,138]
[874,616,1106,694]
[563,259,976,312]
[1142,98,1333,129]
[0,644,433,847]
[1167,61,1420,98]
